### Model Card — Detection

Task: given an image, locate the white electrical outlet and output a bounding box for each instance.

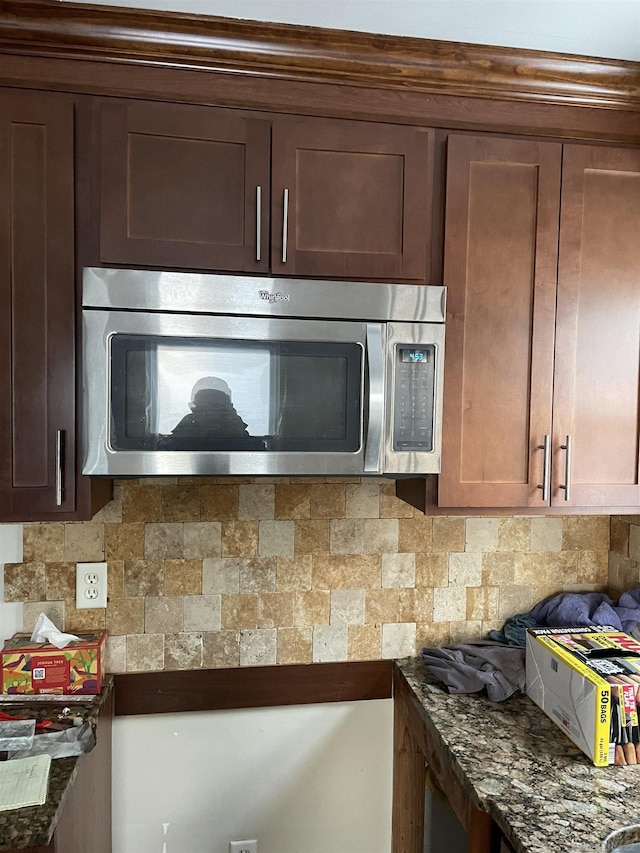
[75,562,108,609]
[229,841,257,853]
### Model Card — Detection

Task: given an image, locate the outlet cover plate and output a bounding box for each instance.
[75,562,108,609]
[229,842,257,853]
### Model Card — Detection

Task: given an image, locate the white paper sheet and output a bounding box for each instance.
[0,754,51,811]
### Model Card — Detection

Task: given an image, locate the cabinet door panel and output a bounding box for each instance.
[438,134,561,507]
[271,117,432,280]
[0,91,76,516]
[553,145,640,506]
[99,100,271,272]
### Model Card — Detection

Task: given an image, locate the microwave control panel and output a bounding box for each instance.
[393,345,436,451]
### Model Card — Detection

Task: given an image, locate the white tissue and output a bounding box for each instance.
[30,613,81,649]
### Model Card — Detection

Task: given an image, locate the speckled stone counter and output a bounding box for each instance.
[0,675,113,851]
[397,658,640,853]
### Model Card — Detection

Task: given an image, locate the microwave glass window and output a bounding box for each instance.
[110,336,362,452]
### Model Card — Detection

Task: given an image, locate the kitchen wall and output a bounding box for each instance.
[2,478,610,670]
[607,515,640,595]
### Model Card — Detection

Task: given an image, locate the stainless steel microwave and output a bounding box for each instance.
[81,268,446,477]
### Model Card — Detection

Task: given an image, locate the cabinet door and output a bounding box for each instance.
[271,116,432,280]
[0,90,76,517]
[552,145,640,506]
[438,134,561,507]
[99,100,271,272]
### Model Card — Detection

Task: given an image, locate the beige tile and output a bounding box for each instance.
[348,625,382,660]
[221,521,259,557]
[105,635,126,673]
[482,553,516,586]
[122,484,163,523]
[161,486,201,522]
[515,551,578,587]
[382,553,415,588]
[202,557,241,594]
[448,552,482,587]
[398,588,433,623]
[310,483,346,518]
[330,589,365,625]
[294,520,330,555]
[258,592,295,628]
[433,587,466,622]
[499,584,549,620]
[107,560,125,600]
[240,628,277,666]
[145,596,184,633]
[106,598,144,634]
[610,517,630,557]
[417,622,450,649]
[163,559,202,596]
[562,516,608,551]
[330,519,364,554]
[593,516,611,550]
[221,593,259,629]
[415,553,448,588]
[379,482,414,519]
[467,586,500,621]
[144,523,184,559]
[465,518,499,553]
[184,595,221,632]
[274,484,311,520]
[344,554,382,589]
[200,484,239,520]
[126,633,164,671]
[23,600,65,633]
[124,559,164,597]
[4,562,46,601]
[398,516,432,553]
[91,496,123,524]
[276,555,313,591]
[64,601,106,633]
[577,550,609,586]
[104,523,145,560]
[277,627,313,664]
[258,520,295,557]
[203,630,240,668]
[239,484,275,520]
[45,562,76,600]
[382,623,416,658]
[432,517,465,553]
[363,518,399,554]
[23,523,64,562]
[498,518,530,552]
[630,525,640,562]
[294,590,330,626]
[365,588,400,624]
[449,621,483,644]
[183,522,222,559]
[239,557,277,593]
[164,632,203,670]
[312,625,348,662]
[312,554,347,589]
[530,517,563,552]
[64,522,105,562]
[345,482,380,518]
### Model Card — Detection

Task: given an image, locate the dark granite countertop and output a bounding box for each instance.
[397,658,640,853]
[0,675,113,851]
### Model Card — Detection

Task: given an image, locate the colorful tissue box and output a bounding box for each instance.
[1,631,106,695]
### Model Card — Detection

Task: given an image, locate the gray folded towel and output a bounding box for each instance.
[420,641,525,702]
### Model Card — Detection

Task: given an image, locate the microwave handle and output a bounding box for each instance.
[364,323,384,473]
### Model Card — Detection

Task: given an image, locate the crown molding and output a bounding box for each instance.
[0,0,639,110]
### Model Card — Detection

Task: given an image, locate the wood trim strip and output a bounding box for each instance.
[1,2,639,110]
[114,659,393,716]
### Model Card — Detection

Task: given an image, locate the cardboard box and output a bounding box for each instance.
[526,626,640,766]
[1,631,106,695]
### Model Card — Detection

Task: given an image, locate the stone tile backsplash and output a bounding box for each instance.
[3,478,610,672]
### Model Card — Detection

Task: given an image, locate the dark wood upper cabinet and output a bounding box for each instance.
[553,144,640,507]
[99,100,272,272]
[270,117,433,280]
[98,100,433,281]
[0,90,77,518]
[438,134,562,508]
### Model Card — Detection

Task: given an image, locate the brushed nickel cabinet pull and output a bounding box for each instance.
[560,434,572,502]
[537,434,551,502]
[281,188,289,264]
[255,185,262,262]
[55,429,64,506]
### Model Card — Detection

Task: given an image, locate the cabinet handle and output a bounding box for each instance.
[537,434,551,502]
[255,185,262,262]
[281,188,289,264]
[560,434,572,502]
[55,429,64,507]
